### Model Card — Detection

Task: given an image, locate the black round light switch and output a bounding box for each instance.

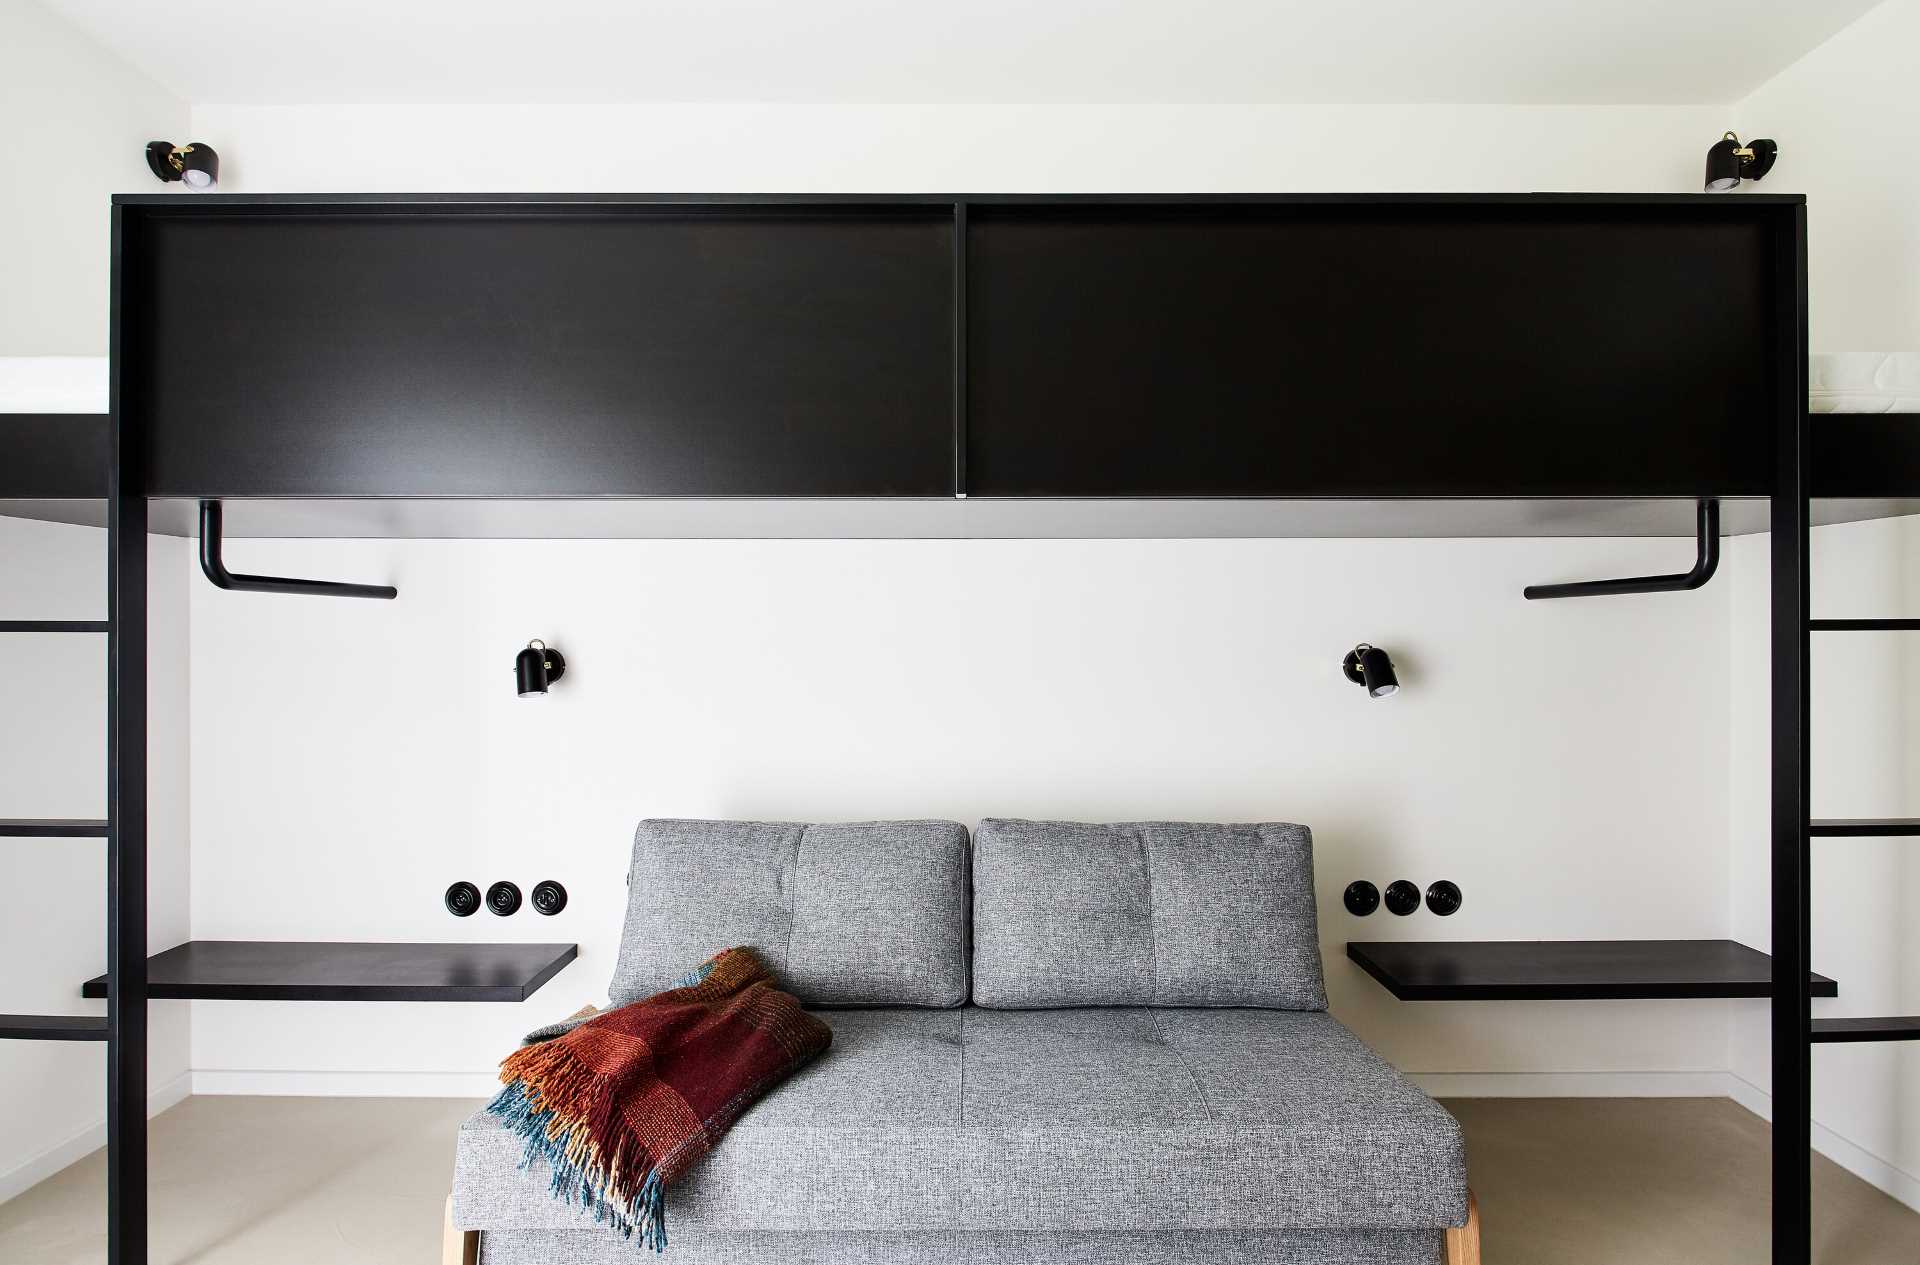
[530,880,568,916]
[486,880,523,917]
[1426,879,1463,917]
[1343,880,1380,916]
[444,881,481,917]
[1383,879,1422,916]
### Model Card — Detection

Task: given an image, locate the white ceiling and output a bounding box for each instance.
[38,0,1878,106]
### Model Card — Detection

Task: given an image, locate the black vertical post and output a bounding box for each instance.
[953,199,968,500]
[106,202,148,1265]
[1769,202,1811,1265]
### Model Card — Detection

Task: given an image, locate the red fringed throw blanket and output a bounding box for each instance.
[487,946,831,1251]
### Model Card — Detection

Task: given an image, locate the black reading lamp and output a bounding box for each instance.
[1342,644,1399,698]
[145,141,220,190]
[515,640,567,696]
[1704,132,1777,192]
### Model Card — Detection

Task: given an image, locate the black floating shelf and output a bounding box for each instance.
[1811,1016,1920,1044]
[81,940,578,1003]
[1808,819,1920,837]
[0,818,110,837]
[0,1014,108,1041]
[1347,939,1838,1001]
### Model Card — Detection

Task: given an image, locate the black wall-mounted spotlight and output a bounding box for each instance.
[515,640,566,697]
[1342,644,1399,698]
[1704,131,1777,192]
[145,140,220,190]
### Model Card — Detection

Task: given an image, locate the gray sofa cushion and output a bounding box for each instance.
[454,1007,1467,1234]
[611,818,969,1009]
[971,819,1327,1009]
[475,1228,1446,1265]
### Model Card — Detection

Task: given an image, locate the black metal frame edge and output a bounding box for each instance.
[110,191,1811,208]
[952,200,967,499]
[1769,201,1812,1265]
[107,201,148,1265]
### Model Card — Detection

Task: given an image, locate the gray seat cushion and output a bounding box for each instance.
[612,818,970,1008]
[971,819,1327,1009]
[454,1006,1466,1235]
[475,1228,1446,1265]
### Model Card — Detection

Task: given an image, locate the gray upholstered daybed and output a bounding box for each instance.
[447,818,1478,1265]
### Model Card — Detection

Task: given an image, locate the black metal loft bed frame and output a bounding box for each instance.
[0,192,1889,1264]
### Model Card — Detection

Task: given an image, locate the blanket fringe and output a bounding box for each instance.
[488,1073,670,1251]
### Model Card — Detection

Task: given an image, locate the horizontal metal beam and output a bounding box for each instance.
[0,620,109,633]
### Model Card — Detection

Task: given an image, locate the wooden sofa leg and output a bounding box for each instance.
[443,1194,479,1265]
[1445,1189,1481,1265]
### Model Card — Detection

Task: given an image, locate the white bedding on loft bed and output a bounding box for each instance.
[1810,352,1920,413]
[0,357,108,412]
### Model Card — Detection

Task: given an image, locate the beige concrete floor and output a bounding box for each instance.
[0,1095,1915,1263]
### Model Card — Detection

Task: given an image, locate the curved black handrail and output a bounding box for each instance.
[198,500,397,599]
[1523,499,1720,600]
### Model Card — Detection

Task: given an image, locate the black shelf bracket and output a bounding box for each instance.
[1523,498,1720,600]
[199,500,397,599]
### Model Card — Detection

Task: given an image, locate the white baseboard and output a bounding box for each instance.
[1411,1070,1738,1098]
[192,1068,497,1098]
[0,1070,191,1206]
[1724,1071,1920,1217]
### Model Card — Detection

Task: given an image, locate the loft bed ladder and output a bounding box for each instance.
[1769,215,1918,1264]
[0,427,144,1259]
[1777,416,1920,1265]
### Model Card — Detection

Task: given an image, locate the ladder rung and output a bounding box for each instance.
[0,1014,108,1042]
[0,620,109,633]
[0,818,110,837]
[1809,619,1920,631]
[1807,818,1920,837]
[1811,1016,1920,1043]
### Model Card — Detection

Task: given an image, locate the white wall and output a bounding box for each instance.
[187,535,1735,1094]
[1736,0,1920,352]
[0,0,186,356]
[190,102,1722,193]
[0,516,193,1201]
[1724,0,1920,1212]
